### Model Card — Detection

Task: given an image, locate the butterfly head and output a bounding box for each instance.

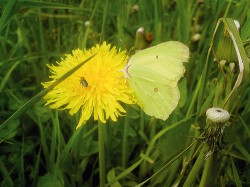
[123,63,131,79]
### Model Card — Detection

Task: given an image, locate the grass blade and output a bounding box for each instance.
[0,0,18,33]
[231,157,243,187]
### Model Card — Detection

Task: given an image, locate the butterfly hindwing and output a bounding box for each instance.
[128,76,180,120]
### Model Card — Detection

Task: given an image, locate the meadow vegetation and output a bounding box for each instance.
[0,0,250,186]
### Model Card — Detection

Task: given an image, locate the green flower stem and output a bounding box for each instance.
[183,144,206,187]
[98,121,106,187]
[122,106,129,168]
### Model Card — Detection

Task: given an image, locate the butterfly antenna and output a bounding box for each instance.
[119,39,127,50]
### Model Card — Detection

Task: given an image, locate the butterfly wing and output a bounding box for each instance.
[127,41,189,85]
[126,41,189,119]
[128,76,180,120]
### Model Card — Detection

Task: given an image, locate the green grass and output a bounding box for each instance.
[1,0,250,186]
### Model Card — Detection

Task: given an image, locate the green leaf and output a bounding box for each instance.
[241,6,250,40]
[107,169,122,187]
[38,173,63,187]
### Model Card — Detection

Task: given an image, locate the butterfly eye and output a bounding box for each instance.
[80,77,88,87]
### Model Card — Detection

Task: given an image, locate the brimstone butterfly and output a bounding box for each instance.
[124,41,189,120]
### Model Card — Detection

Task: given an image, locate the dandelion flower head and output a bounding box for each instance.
[42,42,136,128]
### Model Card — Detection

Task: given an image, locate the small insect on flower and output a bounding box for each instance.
[42,42,136,128]
[80,77,88,87]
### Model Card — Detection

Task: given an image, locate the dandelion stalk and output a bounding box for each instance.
[199,153,217,187]
[122,106,130,168]
[98,120,106,187]
[183,145,207,187]
[200,108,230,187]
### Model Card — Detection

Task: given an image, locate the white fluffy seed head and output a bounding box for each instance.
[206,107,230,123]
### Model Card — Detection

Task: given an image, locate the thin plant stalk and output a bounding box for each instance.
[98,120,106,187]
[199,153,216,187]
[122,106,129,168]
[183,144,206,187]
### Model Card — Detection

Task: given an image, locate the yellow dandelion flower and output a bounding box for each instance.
[42,42,136,128]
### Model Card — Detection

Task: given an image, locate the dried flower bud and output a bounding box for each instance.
[135,27,146,50]
[229,62,235,72]
[219,59,227,67]
[215,20,239,63]
[145,32,154,43]
[85,21,91,27]
[131,4,139,13]
[191,33,201,42]
[137,27,144,35]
